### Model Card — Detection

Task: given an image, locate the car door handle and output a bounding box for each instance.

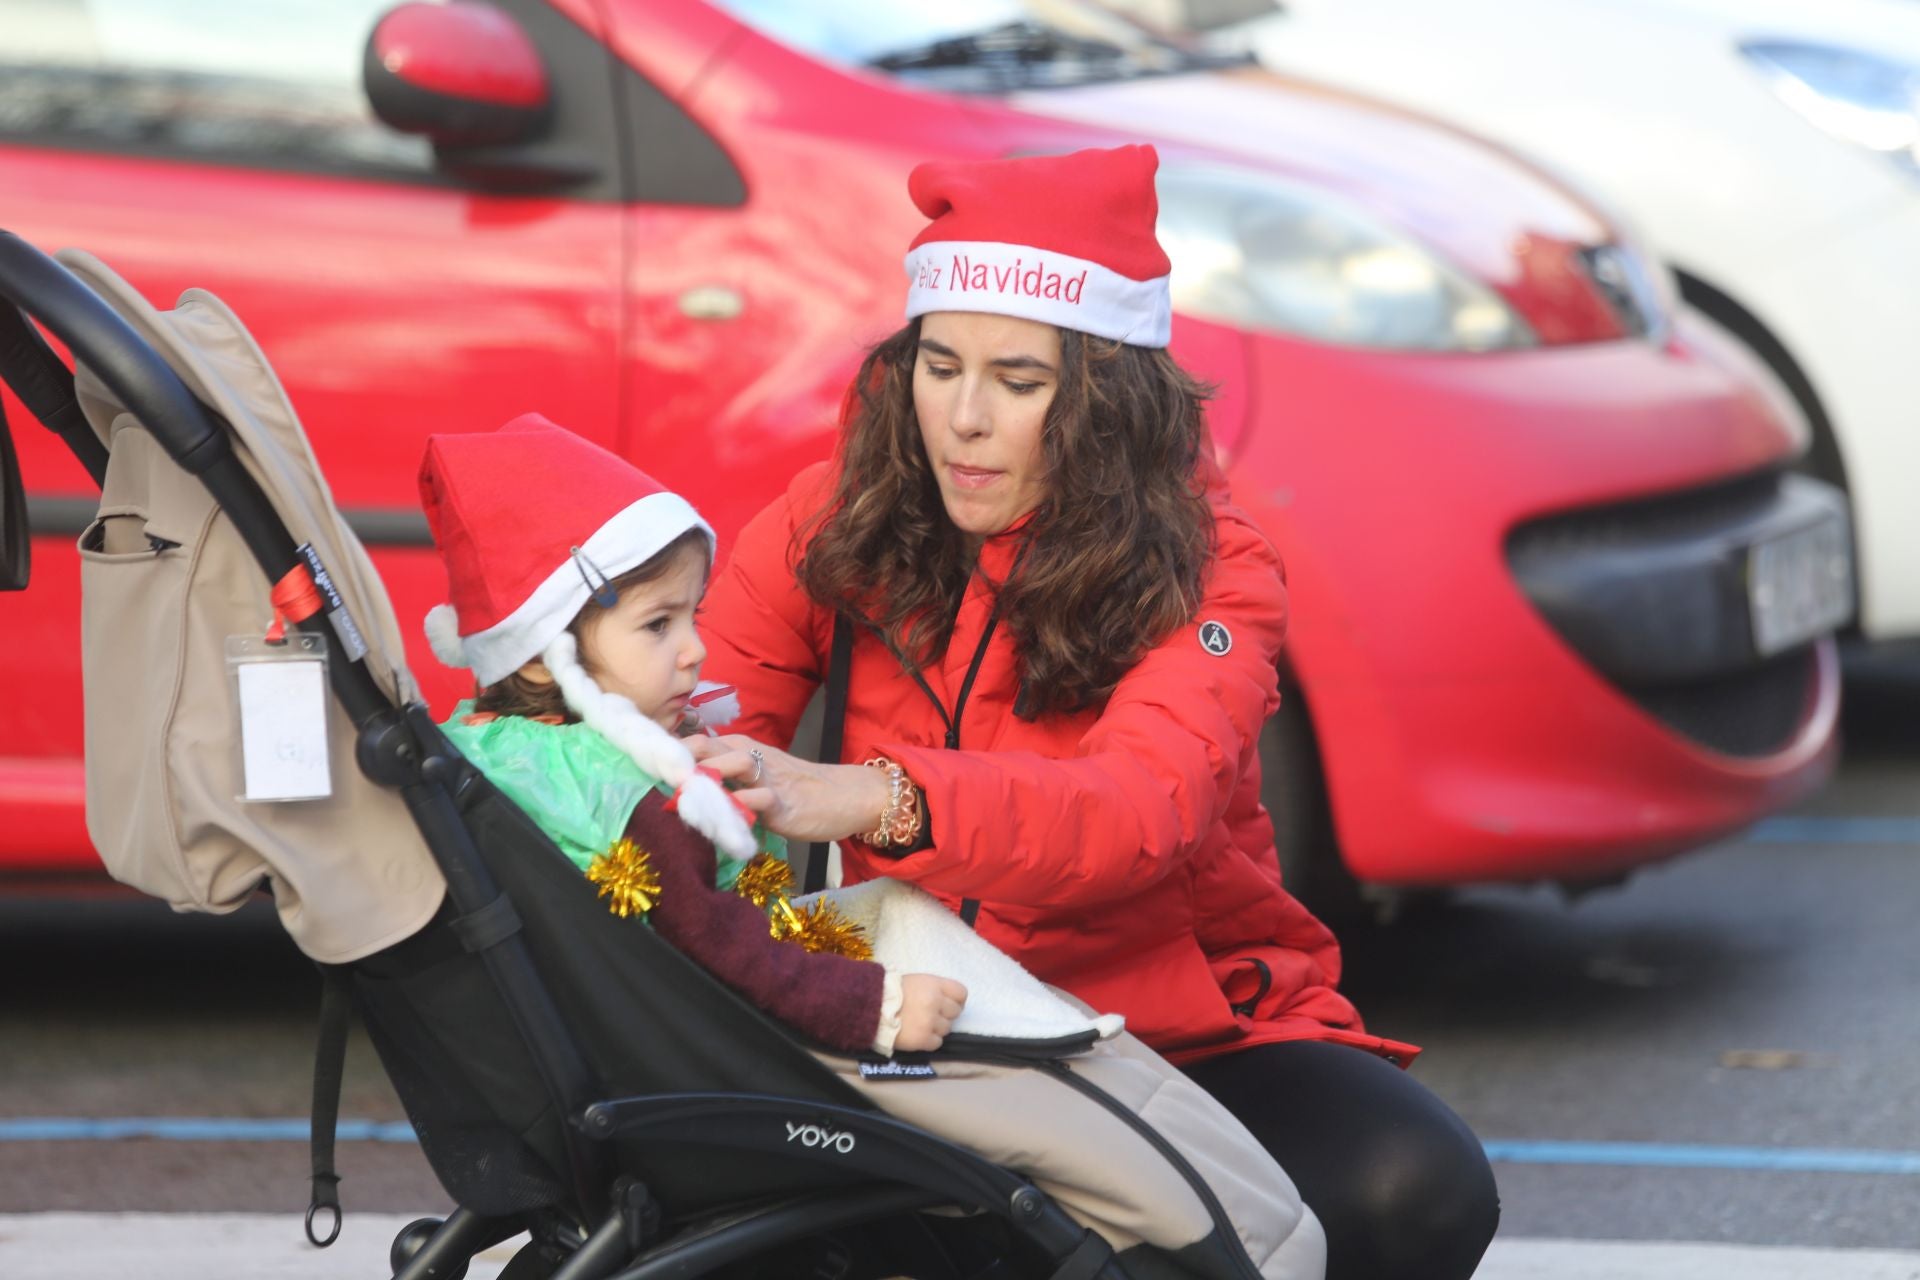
[677,285,743,321]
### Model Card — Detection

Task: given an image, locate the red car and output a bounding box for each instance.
[0,0,1849,905]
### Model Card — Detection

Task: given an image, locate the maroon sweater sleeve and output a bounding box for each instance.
[627,791,885,1053]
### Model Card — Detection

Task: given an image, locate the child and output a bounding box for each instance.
[417,413,967,1056]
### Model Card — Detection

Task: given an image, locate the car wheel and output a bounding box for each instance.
[1259,687,1367,923]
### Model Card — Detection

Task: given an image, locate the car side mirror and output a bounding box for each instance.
[364,2,595,189]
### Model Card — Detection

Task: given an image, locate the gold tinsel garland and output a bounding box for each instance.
[589,844,871,960]
[585,838,663,918]
[731,851,794,908]
[770,894,875,962]
[737,853,873,961]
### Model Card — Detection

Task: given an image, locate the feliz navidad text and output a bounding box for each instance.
[917,254,1089,304]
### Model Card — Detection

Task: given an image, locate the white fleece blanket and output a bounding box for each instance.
[800,878,1126,1043]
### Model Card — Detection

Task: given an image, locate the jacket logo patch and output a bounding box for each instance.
[1198,621,1233,656]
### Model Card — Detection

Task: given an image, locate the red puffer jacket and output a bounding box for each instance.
[701,463,1411,1066]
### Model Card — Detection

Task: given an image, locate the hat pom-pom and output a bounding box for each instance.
[424,604,469,669]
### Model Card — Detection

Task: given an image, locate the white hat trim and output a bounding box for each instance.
[542,631,759,861]
[904,238,1172,347]
[434,491,712,687]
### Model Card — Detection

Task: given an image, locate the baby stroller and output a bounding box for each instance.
[0,234,1323,1280]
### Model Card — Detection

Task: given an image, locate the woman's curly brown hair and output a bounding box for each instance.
[796,319,1215,718]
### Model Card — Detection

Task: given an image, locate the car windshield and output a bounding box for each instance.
[712,0,1242,91]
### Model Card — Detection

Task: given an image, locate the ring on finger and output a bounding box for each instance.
[747,748,766,786]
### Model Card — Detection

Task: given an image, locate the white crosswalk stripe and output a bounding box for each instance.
[4,1215,1920,1278]
[1477,1238,1920,1279]
[0,1213,515,1279]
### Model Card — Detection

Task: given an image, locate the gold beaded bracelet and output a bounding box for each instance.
[863,757,925,849]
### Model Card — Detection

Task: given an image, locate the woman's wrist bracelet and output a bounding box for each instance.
[863,757,924,849]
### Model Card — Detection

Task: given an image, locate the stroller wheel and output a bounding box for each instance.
[390,1216,469,1280]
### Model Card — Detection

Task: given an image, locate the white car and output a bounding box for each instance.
[1173,0,1920,647]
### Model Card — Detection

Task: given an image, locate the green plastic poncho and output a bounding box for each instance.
[439,702,782,890]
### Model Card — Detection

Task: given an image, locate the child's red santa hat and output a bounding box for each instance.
[902,144,1173,348]
[418,414,755,860]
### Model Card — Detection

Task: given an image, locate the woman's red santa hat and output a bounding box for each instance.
[902,144,1173,348]
[418,413,756,860]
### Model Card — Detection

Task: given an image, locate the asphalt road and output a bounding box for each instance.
[1344,683,1920,1249]
[2,685,1918,1255]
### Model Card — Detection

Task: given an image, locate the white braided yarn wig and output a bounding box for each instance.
[426,606,757,861]
[541,632,757,860]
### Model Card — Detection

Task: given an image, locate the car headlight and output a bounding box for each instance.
[1741,40,1920,178]
[1156,164,1536,352]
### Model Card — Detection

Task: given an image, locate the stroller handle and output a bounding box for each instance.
[0,230,394,729]
[0,232,222,477]
[0,297,107,486]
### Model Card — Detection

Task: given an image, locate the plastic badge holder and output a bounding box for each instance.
[228,633,333,803]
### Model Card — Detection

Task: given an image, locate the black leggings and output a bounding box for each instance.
[1183,1041,1499,1280]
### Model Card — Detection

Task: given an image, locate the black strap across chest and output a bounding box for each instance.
[803,598,1005,929]
[804,615,855,894]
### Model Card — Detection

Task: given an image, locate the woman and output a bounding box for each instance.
[692,144,1499,1280]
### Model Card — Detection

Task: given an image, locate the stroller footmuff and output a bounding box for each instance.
[0,236,1325,1280]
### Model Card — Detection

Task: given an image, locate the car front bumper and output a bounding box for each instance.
[1507,470,1850,757]
[1228,311,1840,886]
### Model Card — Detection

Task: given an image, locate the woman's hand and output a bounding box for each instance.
[687,733,893,843]
[894,974,969,1052]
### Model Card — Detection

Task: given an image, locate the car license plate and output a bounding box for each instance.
[1748,515,1852,657]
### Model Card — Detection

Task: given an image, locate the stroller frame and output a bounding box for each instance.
[0,231,1131,1280]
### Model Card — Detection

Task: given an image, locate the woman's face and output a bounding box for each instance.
[913,311,1061,539]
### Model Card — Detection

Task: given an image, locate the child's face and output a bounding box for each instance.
[579,543,709,731]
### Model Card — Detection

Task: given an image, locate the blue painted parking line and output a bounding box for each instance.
[0,1117,417,1142]
[12,1119,1920,1176]
[1746,816,1920,844]
[1484,1140,1920,1174]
